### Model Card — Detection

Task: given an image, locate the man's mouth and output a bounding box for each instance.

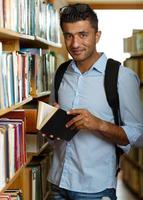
[71,49,83,55]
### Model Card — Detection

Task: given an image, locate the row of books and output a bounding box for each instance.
[27,154,52,200]
[124,29,143,55]
[0,0,60,44]
[122,30,143,197]
[0,48,57,110]
[24,107,53,199]
[122,157,143,198]
[25,108,53,199]
[0,51,31,109]
[0,110,26,191]
[0,189,23,199]
[20,48,57,95]
[124,56,143,82]
[127,147,143,167]
[0,107,53,194]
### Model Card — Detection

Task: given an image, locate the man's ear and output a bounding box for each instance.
[95,31,101,43]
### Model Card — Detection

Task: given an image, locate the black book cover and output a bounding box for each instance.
[36,101,78,141]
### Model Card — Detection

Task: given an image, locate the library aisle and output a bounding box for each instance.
[116,171,138,200]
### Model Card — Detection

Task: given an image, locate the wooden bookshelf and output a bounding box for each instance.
[122,151,143,199]
[0,28,20,39]
[0,28,62,49]
[123,154,143,171]
[0,154,34,194]
[20,35,62,49]
[0,0,63,199]
[67,0,143,9]
[32,91,51,99]
[0,96,33,117]
[0,166,24,194]
[35,36,62,48]
[122,29,143,199]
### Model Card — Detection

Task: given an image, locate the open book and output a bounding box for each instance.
[36,101,78,141]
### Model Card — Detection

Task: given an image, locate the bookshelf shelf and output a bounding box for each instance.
[123,154,143,171]
[27,139,52,158]
[0,29,34,41]
[36,36,62,48]
[0,153,34,197]
[0,28,20,39]
[19,34,35,41]
[128,53,143,58]
[46,40,62,48]
[27,141,50,160]
[33,91,51,98]
[0,30,61,49]
[20,36,62,49]
[0,166,24,194]
[0,96,33,117]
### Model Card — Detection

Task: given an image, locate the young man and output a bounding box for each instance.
[48,3,143,200]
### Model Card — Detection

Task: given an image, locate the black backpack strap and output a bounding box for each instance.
[104,58,122,126]
[54,60,72,103]
[104,58,124,173]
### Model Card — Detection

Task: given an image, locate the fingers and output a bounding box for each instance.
[66,109,88,130]
[49,134,61,141]
[53,102,60,108]
[66,108,97,131]
[66,112,83,128]
[71,120,84,130]
[67,108,86,115]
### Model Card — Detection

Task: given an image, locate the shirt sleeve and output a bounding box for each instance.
[118,66,143,147]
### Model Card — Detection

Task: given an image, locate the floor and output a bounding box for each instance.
[116,172,138,200]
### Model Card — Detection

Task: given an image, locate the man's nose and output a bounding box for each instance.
[71,36,80,48]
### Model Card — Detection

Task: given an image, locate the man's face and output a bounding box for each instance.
[62,20,100,63]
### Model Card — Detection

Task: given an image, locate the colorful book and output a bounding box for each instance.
[0,126,7,190]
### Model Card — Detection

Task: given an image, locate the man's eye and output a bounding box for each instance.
[64,34,72,39]
[80,32,88,38]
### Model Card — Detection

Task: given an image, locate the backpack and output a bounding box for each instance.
[54,58,124,172]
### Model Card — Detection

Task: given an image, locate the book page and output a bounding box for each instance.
[36,101,58,130]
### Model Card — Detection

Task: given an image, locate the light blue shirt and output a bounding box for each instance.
[48,53,143,193]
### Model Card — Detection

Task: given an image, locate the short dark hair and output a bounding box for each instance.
[60,3,98,31]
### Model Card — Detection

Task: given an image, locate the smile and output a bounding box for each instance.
[71,50,83,55]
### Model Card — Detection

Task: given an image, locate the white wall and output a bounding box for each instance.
[95,10,143,63]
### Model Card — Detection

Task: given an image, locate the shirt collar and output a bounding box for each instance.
[69,53,108,74]
[92,53,108,74]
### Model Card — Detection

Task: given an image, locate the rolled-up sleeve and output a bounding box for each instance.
[119,67,143,147]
